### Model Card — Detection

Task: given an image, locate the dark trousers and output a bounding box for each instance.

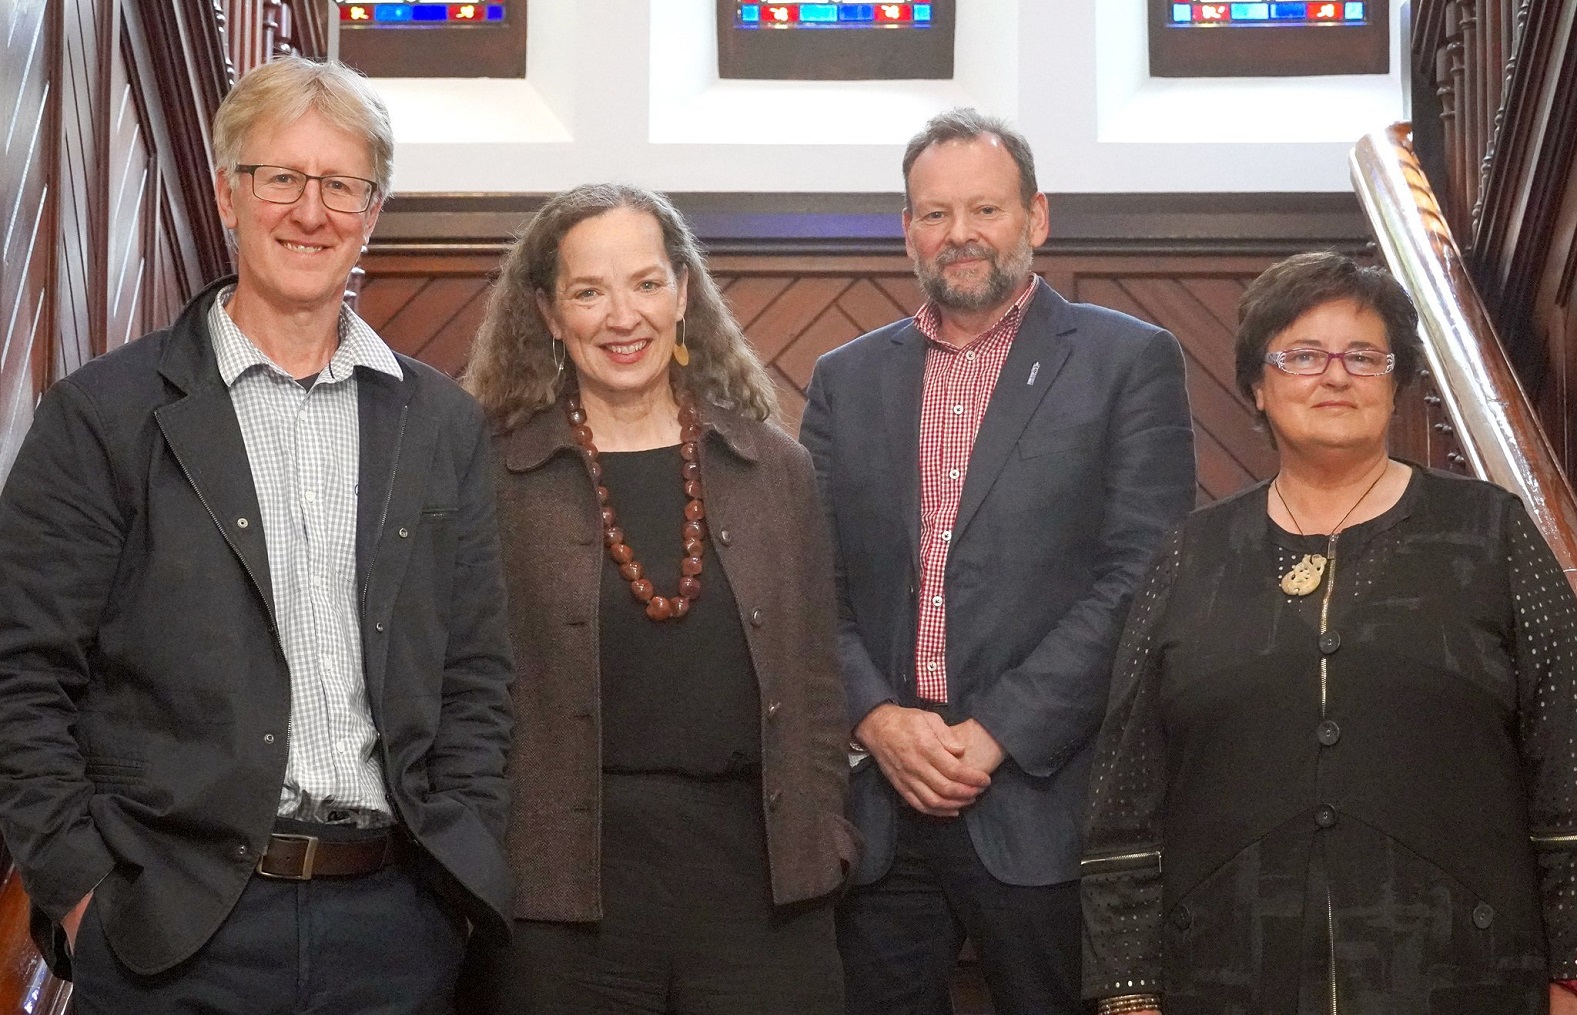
[71,858,466,1015]
[462,772,843,1015]
[837,807,1087,1015]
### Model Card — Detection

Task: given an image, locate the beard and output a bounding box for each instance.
[914,231,1035,312]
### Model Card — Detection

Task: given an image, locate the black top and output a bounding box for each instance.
[596,446,761,778]
[1082,466,1577,1013]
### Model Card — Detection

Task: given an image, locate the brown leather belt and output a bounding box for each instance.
[255,831,396,880]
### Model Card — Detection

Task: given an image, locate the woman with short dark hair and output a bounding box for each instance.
[1082,251,1577,1015]
[460,183,857,1015]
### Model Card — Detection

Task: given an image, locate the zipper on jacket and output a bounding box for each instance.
[1318,532,1338,719]
[1531,831,1577,848]
[1319,532,1340,1015]
[1079,849,1162,876]
[1327,889,1338,1015]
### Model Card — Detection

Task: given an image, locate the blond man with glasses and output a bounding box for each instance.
[0,57,513,1014]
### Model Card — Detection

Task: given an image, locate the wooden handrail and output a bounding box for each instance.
[1351,122,1577,586]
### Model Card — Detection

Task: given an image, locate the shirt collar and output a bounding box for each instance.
[913,276,1039,350]
[207,284,403,387]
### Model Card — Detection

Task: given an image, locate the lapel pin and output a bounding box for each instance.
[1027,361,1041,386]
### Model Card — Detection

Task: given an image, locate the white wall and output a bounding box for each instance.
[368,0,1408,195]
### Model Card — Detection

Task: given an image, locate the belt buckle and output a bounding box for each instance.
[257,833,319,880]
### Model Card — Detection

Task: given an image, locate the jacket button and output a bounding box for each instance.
[750,608,764,627]
[397,527,409,539]
[1472,902,1494,929]
[767,789,782,811]
[717,529,732,547]
[1314,804,1338,828]
[1316,720,1341,747]
[766,702,781,720]
[236,517,249,529]
[1170,904,1191,930]
[1318,630,1341,654]
[263,733,275,744]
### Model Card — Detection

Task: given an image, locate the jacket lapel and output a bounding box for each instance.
[951,280,1074,542]
[356,363,425,707]
[881,323,928,572]
[153,278,277,628]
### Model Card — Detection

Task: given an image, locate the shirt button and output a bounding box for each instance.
[949,469,960,480]
[927,662,937,671]
[1314,805,1338,828]
[941,531,951,542]
[1316,720,1341,747]
[304,491,317,503]
[398,527,410,539]
[750,608,764,627]
[965,351,976,361]
[374,621,385,633]
[952,405,964,415]
[1318,630,1342,654]
[717,529,732,547]
[1472,902,1495,929]
[236,517,250,529]
[236,843,251,860]
[931,595,943,607]
[766,702,781,720]
[767,789,783,811]
[263,733,276,744]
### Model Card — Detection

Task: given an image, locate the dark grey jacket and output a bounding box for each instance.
[800,279,1196,887]
[0,278,514,976]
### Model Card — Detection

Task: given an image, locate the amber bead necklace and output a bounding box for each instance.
[565,391,706,622]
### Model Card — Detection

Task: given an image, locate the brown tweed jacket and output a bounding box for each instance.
[493,398,860,921]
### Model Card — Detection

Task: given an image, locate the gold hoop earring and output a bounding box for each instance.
[551,339,565,376]
[672,319,690,367]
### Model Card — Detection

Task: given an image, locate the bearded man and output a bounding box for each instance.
[799,108,1196,1015]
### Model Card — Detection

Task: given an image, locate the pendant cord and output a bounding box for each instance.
[1272,459,1389,539]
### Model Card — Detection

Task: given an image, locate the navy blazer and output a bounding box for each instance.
[800,279,1196,887]
[0,278,514,976]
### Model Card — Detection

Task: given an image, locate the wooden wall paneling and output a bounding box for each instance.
[0,0,54,488]
[105,22,154,353]
[119,1,231,293]
[357,246,1306,503]
[53,0,110,376]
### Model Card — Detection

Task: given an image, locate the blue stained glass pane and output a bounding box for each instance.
[1270,2,1307,18]
[839,4,876,19]
[1344,1,1364,18]
[1231,3,1270,19]
[740,4,760,21]
[800,4,838,21]
[1171,3,1193,20]
[411,5,445,20]
[374,4,412,20]
[486,4,505,19]
[914,4,931,21]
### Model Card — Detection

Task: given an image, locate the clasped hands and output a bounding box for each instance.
[854,703,1005,817]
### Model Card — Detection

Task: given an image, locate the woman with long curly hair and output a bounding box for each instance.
[459,183,858,1014]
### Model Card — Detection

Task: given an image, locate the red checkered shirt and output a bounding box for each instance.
[911,280,1037,702]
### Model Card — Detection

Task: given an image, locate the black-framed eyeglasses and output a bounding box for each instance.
[235,164,378,214]
[1264,347,1396,377]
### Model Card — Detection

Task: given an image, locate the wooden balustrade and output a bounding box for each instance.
[1353,123,1577,586]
